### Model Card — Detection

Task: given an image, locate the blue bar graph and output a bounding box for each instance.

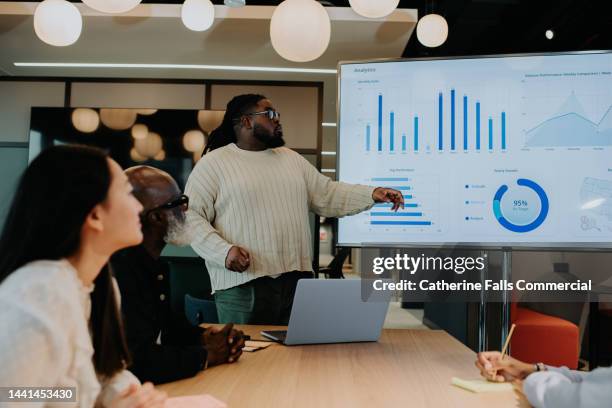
[378,94,383,151]
[438,92,443,150]
[403,195,413,199]
[385,186,411,190]
[372,177,410,182]
[463,95,468,150]
[390,111,395,151]
[501,112,506,150]
[365,92,506,154]
[488,118,493,150]
[374,203,419,208]
[371,221,432,226]
[451,89,456,150]
[371,212,423,217]
[476,102,481,150]
[414,117,419,151]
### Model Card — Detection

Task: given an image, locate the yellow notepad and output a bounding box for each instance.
[451,377,513,393]
[243,340,273,352]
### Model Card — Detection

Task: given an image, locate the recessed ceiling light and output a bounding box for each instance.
[224,0,246,6]
[545,30,554,40]
[13,62,337,75]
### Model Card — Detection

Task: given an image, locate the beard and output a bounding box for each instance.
[253,123,285,148]
[164,211,194,247]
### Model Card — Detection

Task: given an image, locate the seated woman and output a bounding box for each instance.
[476,351,612,408]
[0,145,166,407]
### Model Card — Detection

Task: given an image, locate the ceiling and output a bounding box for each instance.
[400,0,611,57]
[1,0,609,79]
[0,2,417,79]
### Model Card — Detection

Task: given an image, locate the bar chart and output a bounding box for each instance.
[364,90,507,153]
[368,176,439,230]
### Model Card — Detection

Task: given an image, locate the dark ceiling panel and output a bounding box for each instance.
[4,0,610,56]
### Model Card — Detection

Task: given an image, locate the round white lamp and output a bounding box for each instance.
[34,0,82,47]
[348,0,399,18]
[82,0,141,14]
[197,110,225,133]
[270,0,331,62]
[183,130,206,153]
[135,132,163,158]
[100,109,138,131]
[130,148,147,162]
[135,109,157,116]
[153,150,166,161]
[181,0,215,32]
[131,124,148,140]
[71,108,99,133]
[416,13,448,48]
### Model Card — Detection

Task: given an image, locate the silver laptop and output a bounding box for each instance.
[261,279,391,345]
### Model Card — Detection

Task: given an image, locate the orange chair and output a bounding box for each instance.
[510,302,580,369]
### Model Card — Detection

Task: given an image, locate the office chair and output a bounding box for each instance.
[185,294,219,325]
[166,257,216,325]
[317,247,351,279]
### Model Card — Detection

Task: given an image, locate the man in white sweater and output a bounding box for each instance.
[185,94,404,324]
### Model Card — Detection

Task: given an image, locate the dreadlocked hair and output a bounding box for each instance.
[203,93,267,155]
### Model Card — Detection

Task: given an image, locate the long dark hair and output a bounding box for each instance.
[0,144,131,378]
[203,93,266,154]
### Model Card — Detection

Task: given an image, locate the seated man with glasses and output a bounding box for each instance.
[111,166,245,384]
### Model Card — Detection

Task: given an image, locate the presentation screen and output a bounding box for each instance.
[337,51,612,248]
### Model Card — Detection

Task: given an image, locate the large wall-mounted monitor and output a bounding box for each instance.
[337,51,612,249]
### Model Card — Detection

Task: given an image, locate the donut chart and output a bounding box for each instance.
[493,178,549,233]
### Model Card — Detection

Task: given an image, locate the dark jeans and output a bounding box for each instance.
[214,271,313,325]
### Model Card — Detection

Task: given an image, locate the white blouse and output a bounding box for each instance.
[0,259,139,407]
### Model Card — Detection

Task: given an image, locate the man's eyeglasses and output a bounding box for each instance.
[144,194,189,215]
[247,110,281,121]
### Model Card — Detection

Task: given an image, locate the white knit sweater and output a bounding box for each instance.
[0,259,139,407]
[185,143,375,292]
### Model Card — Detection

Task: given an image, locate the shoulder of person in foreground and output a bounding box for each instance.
[1,259,82,311]
[523,365,612,408]
[0,259,85,384]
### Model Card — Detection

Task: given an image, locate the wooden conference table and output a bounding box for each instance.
[158,325,526,408]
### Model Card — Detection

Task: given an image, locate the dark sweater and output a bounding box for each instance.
[111,245,207,384]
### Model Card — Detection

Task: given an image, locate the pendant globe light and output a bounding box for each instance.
[131,124,148,140]
[82,0,142,14]
[33,0,82,47]
[197,110,225,134]
[416,1,448,48]
[135,109,157,116]
[100,109,137,131]
[71,108,99,133]
[270,0,331,62]
[130,148,147,162]
[416,13,448,47]
[181,0,215,32]
[348,0,399,19]
[183,130,206,153]
[135,132,163,158]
